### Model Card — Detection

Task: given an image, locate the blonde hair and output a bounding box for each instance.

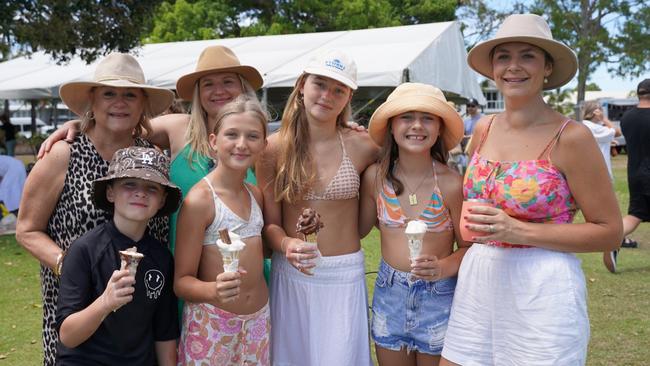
[185,74,257,163]
[211,95,268,138]
[581,101,600,121]
[274,73,353,203]
[80,87,153,138]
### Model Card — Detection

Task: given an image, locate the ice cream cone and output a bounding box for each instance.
[405,220,427,259]
[119,247,144,275]
[216,230,246,273]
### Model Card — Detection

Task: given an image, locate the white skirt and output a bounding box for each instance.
[442,244,589,366]
[270,250,372,366]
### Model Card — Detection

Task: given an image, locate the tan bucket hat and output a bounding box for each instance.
[368,83,463,151]
[176,45,263,101]
[59,53,174,117]
[467,14,577,90]
[93,146,182,217]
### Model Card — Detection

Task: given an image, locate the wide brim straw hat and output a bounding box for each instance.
[467,13,578,90]
[59,53,174,117]
[368,82,463,151]
[176,45,263,101]
[93,146,182,217]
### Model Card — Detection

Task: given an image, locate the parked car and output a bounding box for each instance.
[9,117,49,138]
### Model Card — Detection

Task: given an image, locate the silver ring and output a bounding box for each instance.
[489,224,496,233]
[297,263,302,270]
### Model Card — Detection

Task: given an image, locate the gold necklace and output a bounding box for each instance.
[398,164,432,206]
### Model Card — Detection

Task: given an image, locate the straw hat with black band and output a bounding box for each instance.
[59,53,174,117]
[176,45,263,101]
[368,83,463,151]
[467,13,578,90]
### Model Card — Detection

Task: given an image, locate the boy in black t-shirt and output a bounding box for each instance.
[55,147,182,365]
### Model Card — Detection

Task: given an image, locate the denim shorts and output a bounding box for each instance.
[371,259,456,355]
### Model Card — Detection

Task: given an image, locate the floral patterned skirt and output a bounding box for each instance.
[178,301,270,365]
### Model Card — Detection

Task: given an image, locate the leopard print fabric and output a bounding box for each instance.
[41,134,169,365]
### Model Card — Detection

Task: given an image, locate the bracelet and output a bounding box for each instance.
[54,252,64,277]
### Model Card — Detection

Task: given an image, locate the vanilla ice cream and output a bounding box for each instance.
[217,231,246,272]
[405,220,427,259]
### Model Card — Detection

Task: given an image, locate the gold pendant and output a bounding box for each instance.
[408,193,418,206]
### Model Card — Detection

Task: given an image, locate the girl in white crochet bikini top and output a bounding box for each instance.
[173,96,272,365]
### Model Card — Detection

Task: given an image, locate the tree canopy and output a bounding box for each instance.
[2,0,163,63]
[146,0,458,42]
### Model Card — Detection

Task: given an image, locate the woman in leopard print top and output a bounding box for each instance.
[16,53,174,366]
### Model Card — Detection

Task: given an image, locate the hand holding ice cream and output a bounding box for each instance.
[292,208,324,275]
[410,255,442,281]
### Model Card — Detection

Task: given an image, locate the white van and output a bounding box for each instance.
[8,117,50,138]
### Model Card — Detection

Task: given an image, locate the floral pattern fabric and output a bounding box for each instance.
[463,152,577,248]
[178,302,270,366]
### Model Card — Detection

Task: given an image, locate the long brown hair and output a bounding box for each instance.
[376,118,448,195]
[274,73,353,203]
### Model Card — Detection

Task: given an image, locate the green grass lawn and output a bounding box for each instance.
[1,154,648,365]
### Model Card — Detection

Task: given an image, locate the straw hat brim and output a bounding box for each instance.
[92,169,182,217]
[467,36,577,90]
[59,79,174,117]
[176,65,264,101]
[368,95,464,151]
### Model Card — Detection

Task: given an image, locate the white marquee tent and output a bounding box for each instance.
[0,21,486,104]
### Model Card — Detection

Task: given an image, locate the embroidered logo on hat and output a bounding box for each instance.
[325,59,346,71]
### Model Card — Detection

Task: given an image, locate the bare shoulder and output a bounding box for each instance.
[183,180,213,212]
[36,140,71,170]
[435,162,463,195]
[341,128,380,165]
[246,183,264,206]
[342,128,377,150]
[552,118,598,170]
[361,162,380,183]
[152,113,190,131]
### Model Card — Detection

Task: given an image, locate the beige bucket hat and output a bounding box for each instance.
[176,45,263,101]
[59,53,174,117]
[368,83,463,151]
[467,14,577,90]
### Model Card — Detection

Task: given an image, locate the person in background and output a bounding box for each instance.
[604,78,650,272]
[463,98,482,138]
[439,14,622,365]
[1,113,17,156]
[581,101,621,179]
[16,53,173,366]
[56,147,181,365]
